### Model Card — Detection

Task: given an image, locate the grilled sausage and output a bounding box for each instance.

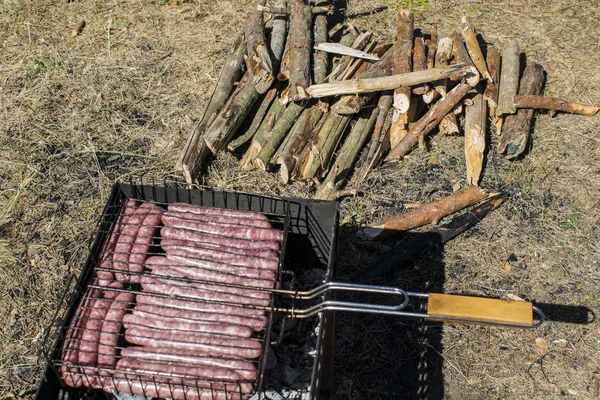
[113,202,154,281]
[161,226,280,252]
[161,238,277,260]
[120,346,258,381]
[162,213,283,242]
[169,202,269,222]
[128,203,163,282]
[164,209,272,229]
[97,292,134,370]
[168,251,278,272]
[78,295,110,366]
[123,311,253,338]
[124,326,262,359]
[101,281,123,300]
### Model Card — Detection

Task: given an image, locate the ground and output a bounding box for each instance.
[0,0,598,399]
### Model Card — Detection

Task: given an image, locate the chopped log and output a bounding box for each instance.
[391,10,414,115]
[439,112,459,135]
[513,95,598,116]
[389,98,420,150]
[330,45,394,115]
[483,45,501,114]
[412,37,429,95]
[244,0,275,94]
[227,85,278,152]
[276,102,324,182]
[203,71,260,155]
[178,37,246,171]
[313,9,329,84]
[254,101,306,170]
[328,32,372,82]
[449,31,479,86]
[358,185,489,240]
[426,25,437,70]
[461,17,492,82]
[465,90,486,186]
[308,64,470,98]
[328,23,345,39]
[270,0,288,71]
[277,35,291,81]
[423,87,440,104]
[496,39,520,116]
[315,43,380,61]
[498,62,545,159]
[338,40,380,82]
[281,0,313,104]
[315,103,380,200]
[353,193,508,282]
[365,92,393,167]
[385,82,473,161]
[434,36,453,96]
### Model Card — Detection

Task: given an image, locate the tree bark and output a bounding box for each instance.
[364,92,393,168]
[439,112,459,135]
[483,45,501,114]
[433,36,453,96]
[178,37,246,172]
[461,17,491,81]
[353,193,508,283]
[328,32,372,82]
[513,95,598,116]
[385,82,473,161]
[449,31,479,86]
[496,39,520,116]
[270,0,288,73]
[426,25,437,70]
[337,40,382,82]
[277,34,291,81]
[391,10,414,116]
[412,36,428,95]
[358,185,489,240]
[465,90,486,186]
[281,0,313,104]
[314,42,381,61]
[313,11,329,84]
[498,62,545,159]
[244,0,275,94]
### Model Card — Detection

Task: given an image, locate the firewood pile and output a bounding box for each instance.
[177,1,598,202]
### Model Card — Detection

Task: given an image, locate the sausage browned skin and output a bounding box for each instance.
[124,326,262,359]
[97,292,135,370]
[161,226,280,252]
[123,311,253,338]
[165,209,272,229]
[169,202,269,222]
[145,255,276,282]
[120,346,258,381]
[162,214,283,242]
[128,203,163,282]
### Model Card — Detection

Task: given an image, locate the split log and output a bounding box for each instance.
[461,17,491,81]
[203,72,260,154]
[364,92,393,168]
[498,62,545,159]
[391,10,414,116]
[358,185,489,240]
[338,40,381,82]
[315,103,380,200]
[281,0,313,104]
[433,36,453,96]
[244,0,275,93]
[227,85,278,152]
[178,37,246,173]
[270,0,288,72]
[449,31,479,86]
[483,45,501,115]
[308,64,470,98]
[389,98,420,150]
[314,42,380,61]
[313,7,329,84]
[412,36,428,95]
[426,25,437,70]
[276,102,324,182]
[328,32,372,82]
[254,101,306,169]
[465,90,486,186]
[439,112,459,135]
[495,39,520,116]
[513,95,598,116]
[385,82,473,161]
[423,87,440,104]
[353,193,508,282]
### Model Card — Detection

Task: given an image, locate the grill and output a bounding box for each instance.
[36,177,544,400]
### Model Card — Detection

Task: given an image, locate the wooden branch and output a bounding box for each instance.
[513,95,598,116]
[433,36,452,96]
[270,0,288,71]
[244,0,275,94]
[449,31,479,86]
[411,36,429,95]
[314,42,380,61]
[328,31,372,82]
[254,101,306,170]
[227,85,278,152]
[389,97,419,150]
[385,82,473,161]
[465,90,486,186]
[496,39,520,116]
[313,12,329,84]
[364,92,393,168]
[391,10,414,115]
[281,0,313,104]
[498,62,545,159]
[353,193,508,283]
[338,40,381,82]
[461,17,492,81]
[307,64,471,98]
[358,186,489,240]
[426,25,437,70]
[483,45,501,114]
[315,103,379,200]
[277,35,291,81]
[439,112,459,135]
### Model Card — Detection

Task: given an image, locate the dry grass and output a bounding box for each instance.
[0,0,598,398]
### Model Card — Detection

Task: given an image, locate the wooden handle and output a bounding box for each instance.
[427,294,534,327]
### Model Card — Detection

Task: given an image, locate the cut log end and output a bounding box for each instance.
[393,91,411,114]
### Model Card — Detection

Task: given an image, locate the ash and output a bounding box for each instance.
[251,268,327,400]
